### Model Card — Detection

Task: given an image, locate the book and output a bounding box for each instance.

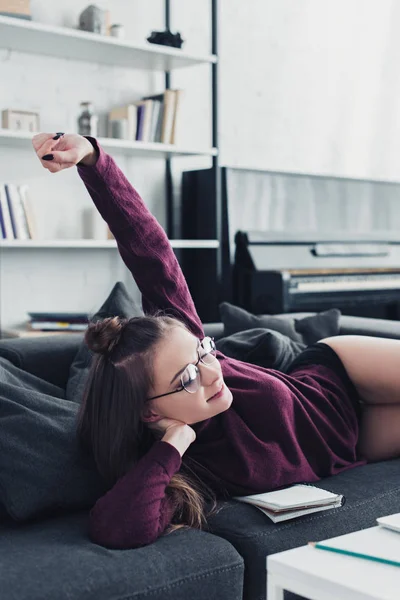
[5,183,30,239]
[150,99,162,143]
[143,90,179,144]
[310,525,400,568]
[161,89,177,144]
[0,183,14,239]
[170,89,183,144]
[142,92,166,143]
[18,184,36,239]
[29,322,88,332]
[234,484,345,523]
[377,513,400,534]
[4,183,18,238]
[108,104,137,140]
[28,312,89,323]
[0,328,78,339]
[134,99,153,142]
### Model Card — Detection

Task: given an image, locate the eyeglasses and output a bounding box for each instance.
[147,337,217,401]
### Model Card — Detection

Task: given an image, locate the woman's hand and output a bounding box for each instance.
[32,132,97,173]
[147,417,196,457]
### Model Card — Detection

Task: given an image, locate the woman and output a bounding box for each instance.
[33,132,400,550]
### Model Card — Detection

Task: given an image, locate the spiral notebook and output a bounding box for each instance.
[234,484,344,523]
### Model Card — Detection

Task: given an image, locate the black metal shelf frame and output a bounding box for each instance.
[163,0,222,285]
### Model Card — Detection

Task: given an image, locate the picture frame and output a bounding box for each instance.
[2,109,40,132]
[0,0,31,19]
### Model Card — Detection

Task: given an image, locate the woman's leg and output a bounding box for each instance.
[319,335,400,461]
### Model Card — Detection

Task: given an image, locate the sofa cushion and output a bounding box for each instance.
[216,328,305,371]
[0,334,83,389]
[0,512,244,600]
[66,281,143,402]
[207,458,400,600]
[0,358,105,521]
[219,302,341,345]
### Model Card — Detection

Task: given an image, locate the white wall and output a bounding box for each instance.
[220,0,400,181]
[1,0,400,329]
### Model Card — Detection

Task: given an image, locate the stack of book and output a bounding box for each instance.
[27,312,89,332]
[108,89,182,144]
[235,484,345,523]
[0,183,35,240]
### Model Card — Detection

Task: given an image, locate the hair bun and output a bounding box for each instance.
[85,316,126,355]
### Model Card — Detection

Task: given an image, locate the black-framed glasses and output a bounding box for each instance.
[147,337,217,401]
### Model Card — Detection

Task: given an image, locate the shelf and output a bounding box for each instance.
[0,239,220,249]
[0,15,216,70]
[0,129,217,158]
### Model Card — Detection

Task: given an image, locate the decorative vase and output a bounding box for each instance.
[78,4,106,35]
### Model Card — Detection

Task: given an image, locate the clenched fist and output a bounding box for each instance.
[32,132,97,173]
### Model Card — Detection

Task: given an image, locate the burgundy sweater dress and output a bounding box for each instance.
[77,140,366,549]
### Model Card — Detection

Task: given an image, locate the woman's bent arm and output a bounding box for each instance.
[77,137,204,339]
[89,441,181,549]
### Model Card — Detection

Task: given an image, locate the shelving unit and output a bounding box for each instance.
[0,14,216,70]
[0,239,219,249]
[0,129,217,159]
[0,2,222,324]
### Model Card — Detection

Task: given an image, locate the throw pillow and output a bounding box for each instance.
[66,281,143,402]
[219,302,341,345]
[0,358,106,521]
[216,328,305,372]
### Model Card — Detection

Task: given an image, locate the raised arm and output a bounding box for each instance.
[89,441,181,549]
[32,132,204,338]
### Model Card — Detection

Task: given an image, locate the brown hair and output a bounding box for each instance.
[76,314,217,535]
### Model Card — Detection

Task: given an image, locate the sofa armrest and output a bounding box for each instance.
[203,323,225,340]
[205,312,400,342]
[337,315,400,339]
[0,334,83,389]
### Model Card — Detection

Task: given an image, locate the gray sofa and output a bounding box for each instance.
[1,312,400,600]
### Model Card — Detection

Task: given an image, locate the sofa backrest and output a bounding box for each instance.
[1,312,400,389]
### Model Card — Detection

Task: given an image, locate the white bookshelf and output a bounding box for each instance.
[0,12,220,327]
[0,15,216,70]
[0,239,219,249]
[0,129,217,159]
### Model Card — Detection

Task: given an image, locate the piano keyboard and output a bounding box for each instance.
[291,273,400,294]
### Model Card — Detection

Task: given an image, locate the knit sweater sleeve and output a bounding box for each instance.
[88,441,182,549]
[77,138,204,338]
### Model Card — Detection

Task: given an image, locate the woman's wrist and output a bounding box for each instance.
[80,145,98,167]
[162,425,196,457]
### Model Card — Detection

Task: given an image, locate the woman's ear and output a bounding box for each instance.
[141,406,161,423]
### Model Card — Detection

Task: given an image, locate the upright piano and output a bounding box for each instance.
[234,231,400,318]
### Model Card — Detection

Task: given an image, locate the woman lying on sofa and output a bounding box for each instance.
[33,132,400,549]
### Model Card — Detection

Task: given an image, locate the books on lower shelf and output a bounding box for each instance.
[108,89,182,144]
[0,182,36,240]
[234,484,345,523]
[0,329,78,339]
[27,312,89,332]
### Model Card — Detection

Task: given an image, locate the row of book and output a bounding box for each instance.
[27,312,89,332]
[108,89,182,145]
[0,183,35,240]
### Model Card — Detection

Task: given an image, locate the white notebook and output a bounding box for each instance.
[377,513,400,534]
[234,484,344,523]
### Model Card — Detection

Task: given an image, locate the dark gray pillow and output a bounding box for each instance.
[66,281,143,402]
[0,358,106,521]
[216,328,305,372]
[219,302,341,346]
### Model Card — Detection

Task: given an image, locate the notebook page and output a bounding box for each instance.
[236,484,340,510]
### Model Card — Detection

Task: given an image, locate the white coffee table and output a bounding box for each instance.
[267,526,400,600]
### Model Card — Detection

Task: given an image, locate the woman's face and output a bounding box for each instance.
[145,326,233,425]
